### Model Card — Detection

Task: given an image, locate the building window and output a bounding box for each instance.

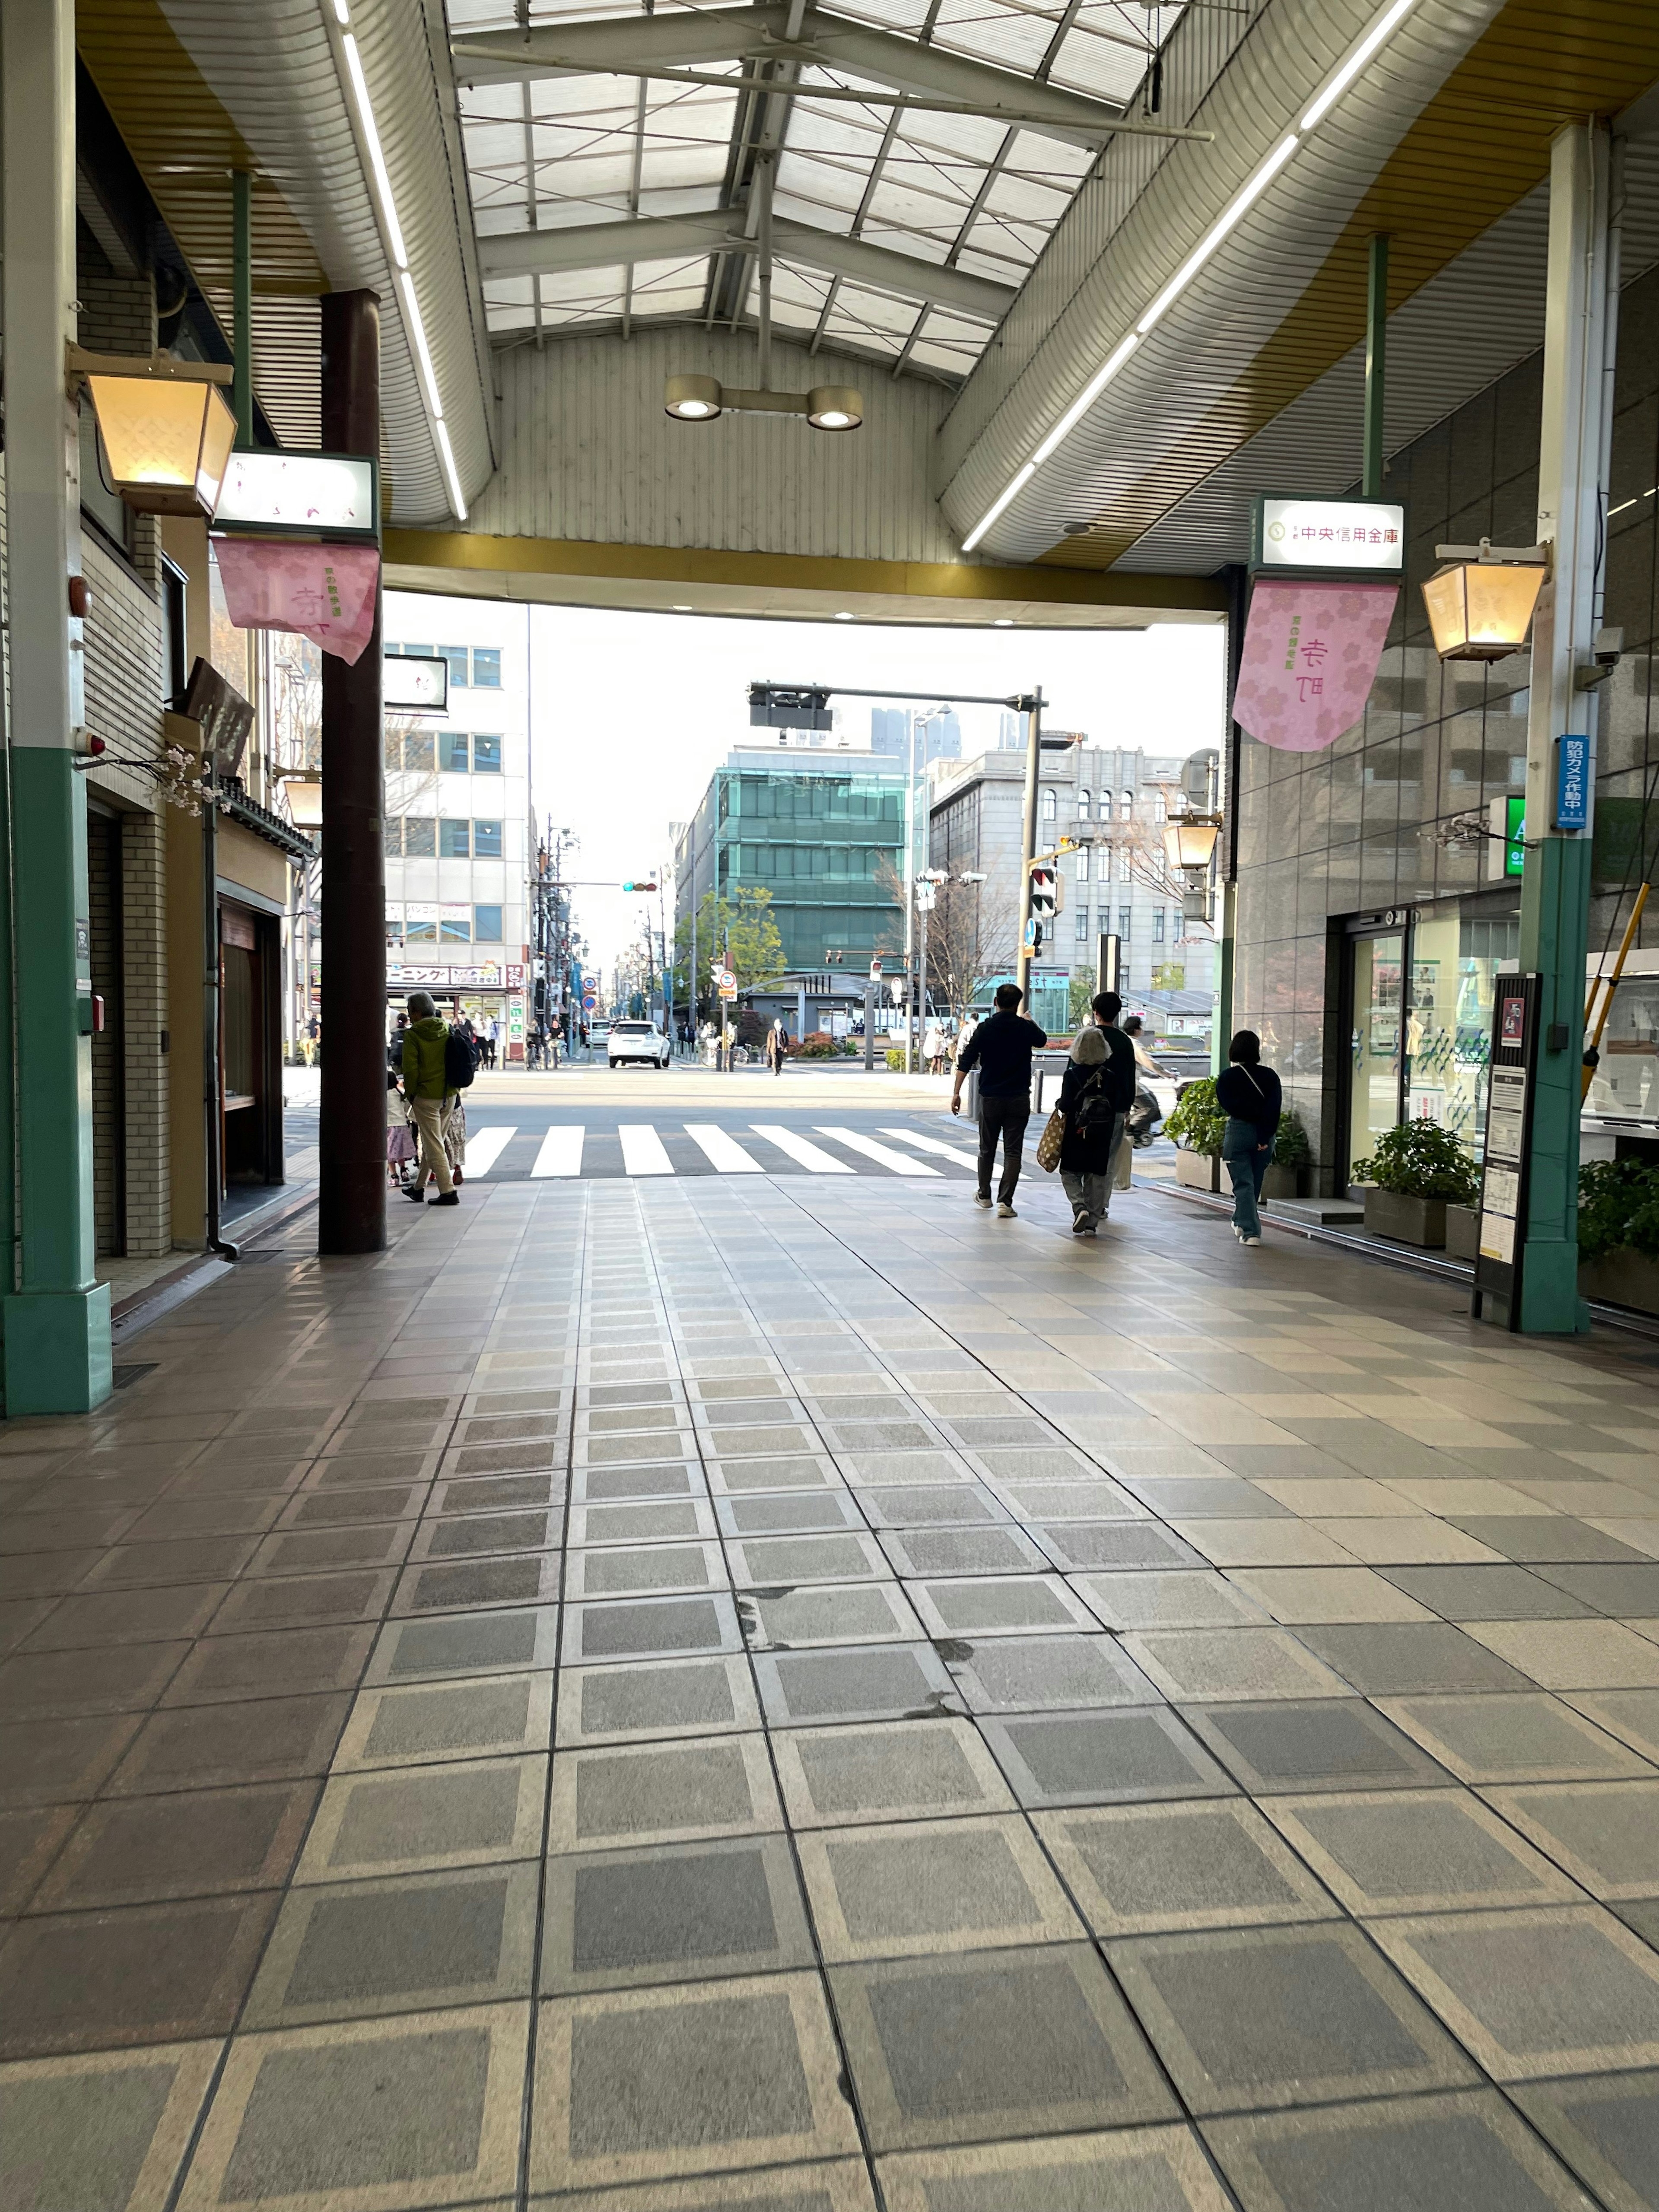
[1040,788,1057,821]
[404,910,436,942]
[440,915,471,942]
[1078,786,1091,817]
[471,648,502,688]
[474,903,503,943]
[1119,907,1132,938]
[1075,907,1089,941]
[473,819,503,858]
[400,817,436,858]
[1119,789,1135,820]
[439,819,470,858]
[1153,909,1166,942]
[1097,789,1111,819]
[439,732,470,772]
[1153,789,1167,821]
[1074,849,1089,881]
[439,646,469,690]
[386,729,435,773]
[472,734,502,772]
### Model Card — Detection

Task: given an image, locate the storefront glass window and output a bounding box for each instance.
[1405,912,1518,1162]
[1348,932,1403,1176]
[1586,971,1659,1124]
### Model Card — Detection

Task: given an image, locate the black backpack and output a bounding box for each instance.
[444,1025,480,1090]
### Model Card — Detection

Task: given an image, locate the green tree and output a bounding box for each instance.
[672,886,786,1022]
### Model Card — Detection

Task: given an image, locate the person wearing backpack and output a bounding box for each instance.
[400,992,467,1205]
[1055,1024,1125,1234]
[1216,1029,1281,1245]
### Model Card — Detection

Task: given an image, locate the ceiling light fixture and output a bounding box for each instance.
[960,0,1422,555]
[835,611,855,620]
[330,1,467,521]
[663,376,863,433]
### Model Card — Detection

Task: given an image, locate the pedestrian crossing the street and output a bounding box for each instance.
[454,1121,982,1183]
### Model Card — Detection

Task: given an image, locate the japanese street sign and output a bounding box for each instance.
[1252,496,1405,573]
[1553,734,1590,831]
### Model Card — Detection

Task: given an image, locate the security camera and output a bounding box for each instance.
[1594,626,1624,667]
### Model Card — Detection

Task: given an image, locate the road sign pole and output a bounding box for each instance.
[1016,690,1042,1009]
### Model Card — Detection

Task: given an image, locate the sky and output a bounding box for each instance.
[525,605,1227,975]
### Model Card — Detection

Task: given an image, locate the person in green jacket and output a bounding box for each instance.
[400,993,459,1205]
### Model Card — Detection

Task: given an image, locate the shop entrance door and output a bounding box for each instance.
[1348,930,1404,1181]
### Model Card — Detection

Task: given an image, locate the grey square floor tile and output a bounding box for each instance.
[878,1527,1050,1579]
[729,1533,888,1589]
[943,1633,1156,1715]
[990,1481,1144,1522]
[1185,1699,1455,1794]
[566,1543,728,1604]
[176,2002,528,2211]
[1377,1564,1594,1621]
[365,1606,559,1686]
[32,1780,317,1912]
[392,1554,562,1616]
[533,1972,859,2193]
[1038,1799,1336,1936]
[705,1456,842,1495]
[1377,1691,1653,1784]
[754,1642,963,1728]
[1370,1905,1659,2079]
[1566,1688,1659,1762]
[244,1863,540,2027]
[773,1717,1014,1828]
[1035,1523,1205,1573]
[563,1593,744,1667]
[1291,1624,1534,1694]
[877,2125,1233,2212]
[1513,2070,1659,2212]
[542,1834,814,1994]
[1072,1571,1267,1631]
[333,1671,553,1772]
[1536,1564,1659,1616]
[741,1582,922,1651]
[855,1485,1009,1530]
[1109,1921,1478,2116]
[1461,1620,1659,1690]
[0,2043,222,2212]
[567,1500,716,1549]
[1261,1786,1583,1915]
[297,1753,547,1882]
[572,1464,706,1504]
[1223,1568,1432,1626]
[832,1943,1176,2151]
[1123,1628,1354,1704]
[1133,1479,1292,1520]
[549,1733,782,1853]
[713,1492,864,1537]
[798,1812,1081,1962]
[557,1656,762,1747]
[1486,1781,1659,1901]
[982,1707,1236,1809]
[1205,2088,1602,2212]
[1450,1518,1655,1565]
[909,1576,1100,1639]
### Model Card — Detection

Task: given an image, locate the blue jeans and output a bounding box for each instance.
[1224,1119,1270,1239]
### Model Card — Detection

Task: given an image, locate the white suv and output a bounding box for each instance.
[607,1020,671,1069]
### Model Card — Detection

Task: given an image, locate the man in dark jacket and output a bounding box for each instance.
[950,983,1047,1215]
[401,992,460,1205]
[1089,991,1139,1215]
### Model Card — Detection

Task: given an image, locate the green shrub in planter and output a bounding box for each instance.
[886,1048,905,1072]
[1578,1159,1659,1263]
[1273,1110,1312,1169]
[1351,1120,1479,1206]
[1165,1077,1225,1157]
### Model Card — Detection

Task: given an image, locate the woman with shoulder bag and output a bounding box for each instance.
[1053,1026,1120,1236]
[1215,1029,1282,1246]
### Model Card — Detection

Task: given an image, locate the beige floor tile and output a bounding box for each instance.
[1224,1568,1435,1625]
[1166,1520,1357,1570]
[1459,1620,1659,1691]
[1582,1519,1659,1559]
[1248,1479,1424,1518]
[1308,1519,1503,1566]
[1377,1481,1558,1517]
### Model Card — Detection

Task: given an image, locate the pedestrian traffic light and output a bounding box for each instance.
[621,879,658,891]
[1029,864,1062,918]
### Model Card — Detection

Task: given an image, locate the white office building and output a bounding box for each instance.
[383,595,533,1057]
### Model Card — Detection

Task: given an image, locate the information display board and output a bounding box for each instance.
[1472,972,1540,1328]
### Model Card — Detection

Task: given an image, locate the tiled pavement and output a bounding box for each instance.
[3,1175,1659,2209]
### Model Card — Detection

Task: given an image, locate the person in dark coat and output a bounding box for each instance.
[1057,1025,1121,1234]
[1216,1028,1282,1245]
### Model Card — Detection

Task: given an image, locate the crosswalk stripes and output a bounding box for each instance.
[880,1125,980,1169]
[619,1125,675,1176]
[685,1125,762,1173]
[748,1124,854,1174]
[531,1127,584,1178]
[461,1125,518,1179]
[814,1126,940,1176]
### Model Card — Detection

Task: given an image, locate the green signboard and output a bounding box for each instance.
[1505,795,1526,878]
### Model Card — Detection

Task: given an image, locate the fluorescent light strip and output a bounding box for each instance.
[341,34,407,270]
[958,0,1422,554]
[399,271,444,420]
[432,418,468,524]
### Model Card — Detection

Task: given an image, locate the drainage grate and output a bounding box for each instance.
[112,1362,158,1390]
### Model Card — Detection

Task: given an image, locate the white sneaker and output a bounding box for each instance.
[974,1192,993,1208]
[998,1201,1017,1218]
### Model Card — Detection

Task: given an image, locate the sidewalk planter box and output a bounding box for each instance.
[1363,1188,1447,1247]
[1262,1163,1308,1203]
[1445,1205,1480,1262]
[1176,1149,1222,1193]
[1578,1250,1659,1316]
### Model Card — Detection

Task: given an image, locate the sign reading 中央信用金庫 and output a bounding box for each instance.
[1252,496,1406,573]
[1553,735,1590,832]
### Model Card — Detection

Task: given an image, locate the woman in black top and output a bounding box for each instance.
[1215,1030,1282,1246]
[1056,1025,1121,1235]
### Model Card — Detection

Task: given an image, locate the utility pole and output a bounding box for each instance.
[1015,689,1044,1011]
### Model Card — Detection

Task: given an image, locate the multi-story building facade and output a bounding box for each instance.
[930,742,1217,1037]
[383,597,532,1058]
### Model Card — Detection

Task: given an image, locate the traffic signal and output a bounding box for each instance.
[621,879,658,892]
[1029,864,1061,919]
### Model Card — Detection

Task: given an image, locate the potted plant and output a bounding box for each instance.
[1262,1110,1311,1202]
[1166,1077,1224,1193]
[1351,1120,1480,1247]
[1577,1159,1659,1314]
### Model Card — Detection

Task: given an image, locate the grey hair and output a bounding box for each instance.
[1070,1025,1107,1065]
[407,992,436,1019]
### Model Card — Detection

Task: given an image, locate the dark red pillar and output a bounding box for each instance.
[318,289,386,1255]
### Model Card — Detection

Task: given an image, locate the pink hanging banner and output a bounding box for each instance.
[1233,578,1398,753]
[213,537,380,665]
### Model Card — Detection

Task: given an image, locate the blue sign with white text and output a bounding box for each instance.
[1554,735,1589,832]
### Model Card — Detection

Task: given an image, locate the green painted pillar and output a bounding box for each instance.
[0,0,112,1412]
[1518,836,1592,1330]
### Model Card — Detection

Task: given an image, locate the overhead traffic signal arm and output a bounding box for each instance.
[622,879,658,891]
